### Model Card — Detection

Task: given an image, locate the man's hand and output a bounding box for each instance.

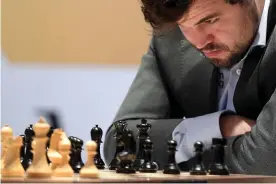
[219,115,256,138]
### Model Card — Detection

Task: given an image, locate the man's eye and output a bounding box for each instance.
[205,18,219,24]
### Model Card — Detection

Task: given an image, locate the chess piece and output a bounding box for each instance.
[46,126,55,164]
[190,141,207,175]
[163,140,180,174]
[69,136,84,173]
[22,124,35,170]
[79,140,99,178]
[139,138,158,173]
[1,136,25,178]
[116,129,136,174]
[109,120,127,170]
[91,125,105,169]
[208,138,229,175]
[53,134,74,177]
[1,125,13,170]
[20,135,25,163]
[26,117,52,178]
[133,118,151,170]
[48,128,63,170]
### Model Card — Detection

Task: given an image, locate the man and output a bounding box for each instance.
[104,0,276,175]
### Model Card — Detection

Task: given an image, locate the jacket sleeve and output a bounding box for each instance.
[103,38,184,168]
[225,87,276,175]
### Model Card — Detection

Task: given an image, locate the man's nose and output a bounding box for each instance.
[186,30,214,50]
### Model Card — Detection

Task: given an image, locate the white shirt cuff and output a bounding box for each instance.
[172,110,231,163]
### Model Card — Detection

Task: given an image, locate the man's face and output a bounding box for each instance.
[177,0,259,68]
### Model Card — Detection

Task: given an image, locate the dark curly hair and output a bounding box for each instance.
[140,0,245,33]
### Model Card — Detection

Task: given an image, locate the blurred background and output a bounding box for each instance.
[1,0,151,162]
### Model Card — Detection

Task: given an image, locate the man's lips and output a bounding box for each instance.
[202,49,223,57]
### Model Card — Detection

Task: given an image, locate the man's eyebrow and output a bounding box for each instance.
[194,12,221,26]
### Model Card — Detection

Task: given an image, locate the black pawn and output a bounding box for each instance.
[116,129,136,174]
[22,124,34,170]
[133,118,151,170]
[163,140,180,174]
[91,125,105,169]
[190,141,207,175]
[139,138,157,173]
[69,136,84,173]
[109,121,127,170]
[208,138,229,175]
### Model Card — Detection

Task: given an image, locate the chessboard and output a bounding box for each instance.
[2,170,276,183]
[2,117,276,183]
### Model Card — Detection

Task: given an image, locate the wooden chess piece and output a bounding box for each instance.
[91,125,105,169]
[1,125,13,171]
[26,117,52,178]
[189,141,207,175]
[79,140,99,178]
[1,136,25,178]
[133,118,151,170]
[109,121,127,170]
[68,136,84,173]
[22,124,35,170]
[20,135,25,164]
[116,129,136,174]
[46,126,55,164]
[208,138,229,175]
[163,140,181,174]
[139,138,157,173]
[53,134,74,177]
[48,128,63,170]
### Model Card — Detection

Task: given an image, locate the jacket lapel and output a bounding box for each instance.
[177,37,218,117]
[233,0,276,119]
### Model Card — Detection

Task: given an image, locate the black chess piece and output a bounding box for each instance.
[91,125,105,169]
[46,126,54,164]
[163,140,180,174]
[20,135,25,163]
[109,120,127,170]
[133,118,151,170]
[69,136,84,173]
[139,138,158,173]
[116,129,136,174]
[189,141,207,175]
[208,138,229,175]
[22,124,34,170]
[69,136,77,170]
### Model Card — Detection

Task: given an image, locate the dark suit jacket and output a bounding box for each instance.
[104,0,276,175]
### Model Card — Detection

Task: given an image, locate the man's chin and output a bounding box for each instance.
[210,58,232,68]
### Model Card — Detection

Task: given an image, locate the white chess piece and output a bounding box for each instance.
[80,140,99,178]
[47,128,63,170]
[26,117,52,178]
[1,125,13,170]
[1,136,25,177]
[53,134,74,177]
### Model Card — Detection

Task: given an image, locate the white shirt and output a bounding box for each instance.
[173,0,270,163]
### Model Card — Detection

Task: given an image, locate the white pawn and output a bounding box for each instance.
[1,125,13,170]
[47,128,63,171]
[1,136,25,178]
[26,117,52,178]
[80,141,99,178]
[53,134,74,177]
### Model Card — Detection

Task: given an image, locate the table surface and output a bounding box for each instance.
[2,170,276,183]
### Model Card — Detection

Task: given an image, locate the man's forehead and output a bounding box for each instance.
[178,0,224,24]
